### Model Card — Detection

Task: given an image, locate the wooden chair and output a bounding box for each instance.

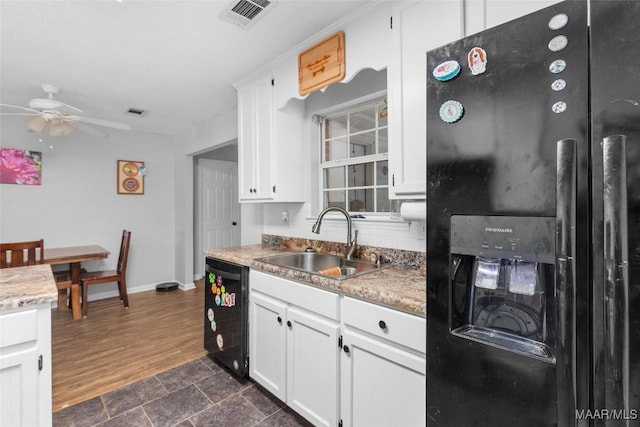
[79,230,131,317]
[0,239,44,268]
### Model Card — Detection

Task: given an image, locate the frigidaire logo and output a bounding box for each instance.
[485,227,513,233]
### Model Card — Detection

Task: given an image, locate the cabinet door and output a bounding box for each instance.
[252,76,274,200]
[237,76,274,201]
[388,0,462,199]
[286,307,339,427]
[0,307,49,427]
[238,84,256,200]
[249,292,286,401]
[340,329,426,427]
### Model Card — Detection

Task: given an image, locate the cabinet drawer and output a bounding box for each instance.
[250,270,339,320]
[0,308,38,348]
[342,297,425,353]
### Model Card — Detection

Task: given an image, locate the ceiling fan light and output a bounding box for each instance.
[27,116,47,133]
[49,120,74,136]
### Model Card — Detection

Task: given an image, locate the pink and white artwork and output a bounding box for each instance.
[0,148,42,185]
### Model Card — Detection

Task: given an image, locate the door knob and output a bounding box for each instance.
[232,221,237,226]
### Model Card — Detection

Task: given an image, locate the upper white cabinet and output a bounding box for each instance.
[388,1,463,199]
[464,0,563,34]
[236,74,306,203]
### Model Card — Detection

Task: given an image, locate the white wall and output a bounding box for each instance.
[0,118,177,298]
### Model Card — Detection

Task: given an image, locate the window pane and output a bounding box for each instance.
[349,189,374,212]
[323,166,345,189]
[325,116,347,139]
[378,127,388,154]
[349,163,374,187]
[350,131,376,157]
[377,188,390,212]
[324,190,346,209]
[376,161,389,186]
[325,137,348,161]
[350,106,376,133]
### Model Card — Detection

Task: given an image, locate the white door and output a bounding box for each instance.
[199,158,240,265]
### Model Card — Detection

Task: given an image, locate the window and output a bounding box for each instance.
[320,98,389,213]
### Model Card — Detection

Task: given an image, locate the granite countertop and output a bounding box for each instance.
[0,264,58,310]
[205,244,426,317]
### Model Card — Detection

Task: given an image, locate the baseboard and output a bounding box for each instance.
[50,281,196,309]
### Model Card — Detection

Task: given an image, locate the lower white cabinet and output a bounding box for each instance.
[0,304,52,427]
[340,297,426,427]
[249,271,426,427]
[249,270,340,427]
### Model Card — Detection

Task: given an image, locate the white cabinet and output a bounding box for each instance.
[339,297,426,427]
[236,74,306,203]
[388,0,462,199]
[249,270,340,427]
[0,304,52,427]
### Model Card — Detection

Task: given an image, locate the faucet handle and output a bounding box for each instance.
[352,229,358,244]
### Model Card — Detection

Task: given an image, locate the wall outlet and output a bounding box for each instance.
[280,210,289,223]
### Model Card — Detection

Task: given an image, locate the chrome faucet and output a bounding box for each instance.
[311,206,358,260]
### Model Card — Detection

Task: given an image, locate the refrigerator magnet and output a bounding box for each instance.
[548,13,569,30]
[468,47,487,75]
[439,100,464,123]
[548,35,568,52]
[552,101,567,113]
[549,59,567,74]
[432,60,461,81]
[216,334,224,351]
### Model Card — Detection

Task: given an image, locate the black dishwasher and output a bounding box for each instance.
[204,257,249,377]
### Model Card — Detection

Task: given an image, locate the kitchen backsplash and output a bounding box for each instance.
[262,234,426,275]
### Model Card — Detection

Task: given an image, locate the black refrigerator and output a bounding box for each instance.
[426,1,639,426]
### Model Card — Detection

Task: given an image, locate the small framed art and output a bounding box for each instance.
[117,160,144,194]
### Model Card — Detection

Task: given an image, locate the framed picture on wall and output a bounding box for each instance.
[0,148,42,185]
[117,160,144,195]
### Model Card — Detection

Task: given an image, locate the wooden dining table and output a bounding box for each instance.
[44,245,110,320]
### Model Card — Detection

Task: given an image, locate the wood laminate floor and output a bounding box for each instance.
[52,280,207,412]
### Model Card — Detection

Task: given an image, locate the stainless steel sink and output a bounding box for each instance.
[255,252,389,279]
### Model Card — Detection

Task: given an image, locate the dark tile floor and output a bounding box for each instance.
[52,356,313,427]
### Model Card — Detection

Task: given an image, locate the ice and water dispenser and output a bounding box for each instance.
[450,215,556,362]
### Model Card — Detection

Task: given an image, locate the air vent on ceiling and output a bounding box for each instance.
[126,107,147,117]
[220,0,274,29]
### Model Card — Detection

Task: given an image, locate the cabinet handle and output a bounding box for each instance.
[343,345,350,354]
[287,320,292,328]
[277,316,282,324]
[378,320,387,330]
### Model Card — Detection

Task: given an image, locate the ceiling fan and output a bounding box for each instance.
[0,84,132,137]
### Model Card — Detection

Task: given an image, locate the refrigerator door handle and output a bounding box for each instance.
[602,134,630,415]
[555,138,577,425]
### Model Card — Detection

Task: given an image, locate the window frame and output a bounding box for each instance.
[318,93,389,214]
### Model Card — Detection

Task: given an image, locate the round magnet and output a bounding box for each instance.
[216,334,224,351]
[549,13,569,30]
[207,308,214,322]
[210,320,217,332]
[468,47,488,75]
[439,100,464,123]
[551,79,567,91]
[432,60,461,81]
[549,59,567,74]
[548,35,568,52]
[552,101,567,113]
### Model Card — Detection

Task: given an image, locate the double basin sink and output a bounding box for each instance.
[255,252,390,279]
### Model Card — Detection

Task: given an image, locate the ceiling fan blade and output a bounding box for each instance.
[73,121,109,138]
[0,112,41,116]
[0,103,41,114]
[77,116,132,131]
[29,98,82,114]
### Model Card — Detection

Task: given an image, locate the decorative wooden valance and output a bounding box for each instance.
[298,31,345,96]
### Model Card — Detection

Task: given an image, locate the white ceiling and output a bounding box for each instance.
[0,0,373,137]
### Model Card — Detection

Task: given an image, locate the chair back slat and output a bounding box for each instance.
[117,230,132,275]
[0,239,44,268]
